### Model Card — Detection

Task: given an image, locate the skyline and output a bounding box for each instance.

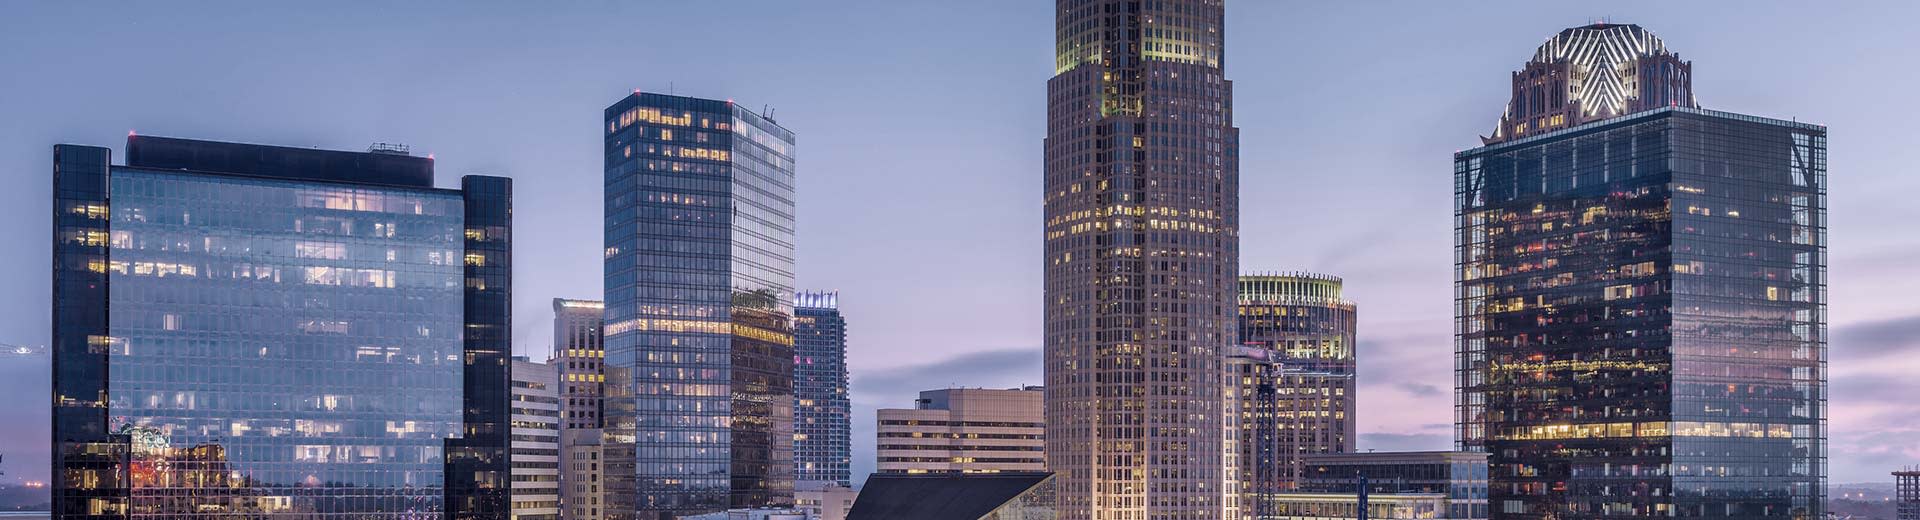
[2,0,1918,488]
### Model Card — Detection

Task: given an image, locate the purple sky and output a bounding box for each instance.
[2,1,1916,485]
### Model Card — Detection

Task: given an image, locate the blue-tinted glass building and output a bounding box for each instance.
[602,92,797,519]
[50,136,512,519]
[792,291,850,487]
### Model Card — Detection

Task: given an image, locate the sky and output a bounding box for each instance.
[1,1,1917,486]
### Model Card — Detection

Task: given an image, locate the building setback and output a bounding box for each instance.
[511,359,562,520]
[1455,24,1827,520]
[792,291,852,487]
[877,388,1045,475]
[602,92,798,519]
[1043,0,1241,518]
[1230,273,1357,519]
[50,136,512,519]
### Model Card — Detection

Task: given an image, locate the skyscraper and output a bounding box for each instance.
[793,291,851,487]
[1043,0,1239,518]
[603,92,798,519]
[1229,273,1356,519]
[51,136,512,519]
[1455,24,1827,519]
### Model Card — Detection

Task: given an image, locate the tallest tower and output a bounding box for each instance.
[1043,1,1238,519]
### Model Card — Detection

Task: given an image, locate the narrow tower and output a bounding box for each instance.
[602,92,798,519]
[1044,1,1239,518]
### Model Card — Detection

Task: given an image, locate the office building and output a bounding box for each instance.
[1230,272,1358,517]
[1455,23,1827,520]
[793,481,857,520]
[793,291,851,487]
[603,92,798,518]
[561,429,606,520]
[513,359,563,520]
[549,299,605,520]
[50,135,512,519]
[1249,452,1488,520]
[876,388,1044,475]
[551,299,606,430]
[848,473,1057,520]
[1043,0,1240,518]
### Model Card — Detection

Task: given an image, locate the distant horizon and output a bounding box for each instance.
[2,0,1917,488]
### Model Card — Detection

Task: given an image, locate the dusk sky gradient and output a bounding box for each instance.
[2,1,1916,486]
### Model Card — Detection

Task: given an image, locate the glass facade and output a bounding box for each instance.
[1044,1,1240,518]
[792,291,851,487]
[51,136,513,519]
[1230,274,1356,520]
[1455,107,1826,519]
[1296,452,1489,520]
[603,92,797,519]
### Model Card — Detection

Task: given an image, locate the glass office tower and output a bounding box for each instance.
[1230,273,1356,520]
[602,92,797,519]
[50,136,512,519]
[792,291,851,487]
[1455,28,1827,518]
[1043,1,1240,518]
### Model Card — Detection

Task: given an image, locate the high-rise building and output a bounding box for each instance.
[792,291,852,487]
[551,299,606,430]
[549,298,606,520]
[877,388,1045,475]
[1043,0,1240,518]
[1455,23,1827,520]
[1897,470,1920,520]
[50,135,512,519]
[1229,273,1357,519]
[602,92,798,519]
[512,359,563,520]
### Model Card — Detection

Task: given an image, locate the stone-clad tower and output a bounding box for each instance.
[1043,1,1239,518]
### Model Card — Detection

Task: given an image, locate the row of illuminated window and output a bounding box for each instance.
[878,457,1043,464]
[878,420,1044,428]
[878,444,1044,452]
[1494,421,1797,441]
[609,106,724,133]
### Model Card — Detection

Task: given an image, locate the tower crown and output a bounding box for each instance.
[1486,23,1696,144]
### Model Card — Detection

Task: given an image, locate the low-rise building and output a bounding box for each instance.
[795,480,858,520]
[876,387,1044,475]
[1248,451,1487,520]
[847,473,1055,520]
